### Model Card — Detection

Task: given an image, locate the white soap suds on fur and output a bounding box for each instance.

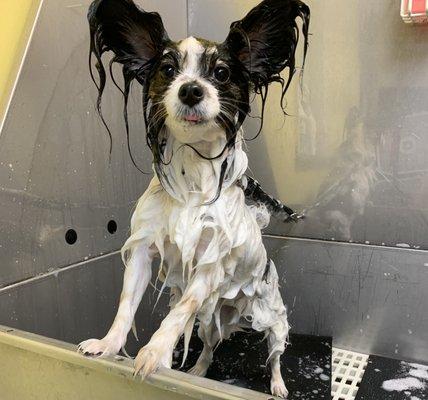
[410,397,421,400]
[382,377,425,392]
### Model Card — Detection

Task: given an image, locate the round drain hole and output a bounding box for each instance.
[65,229,77,245]
[107,220,117,234]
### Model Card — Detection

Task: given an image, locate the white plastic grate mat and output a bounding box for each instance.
[331,348,369,400]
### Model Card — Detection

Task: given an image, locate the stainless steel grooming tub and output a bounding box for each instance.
[1,0,428,399]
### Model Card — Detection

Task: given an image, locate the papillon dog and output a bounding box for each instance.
[78,0,309,397]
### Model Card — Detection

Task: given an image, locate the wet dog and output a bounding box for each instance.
[78,0,309,396]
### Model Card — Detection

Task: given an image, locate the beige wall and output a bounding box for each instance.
[0,1,40,122]
[257,0,361,203]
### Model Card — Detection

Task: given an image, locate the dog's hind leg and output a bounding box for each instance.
[188,322,219,377]
[78,244,155,357]
[254,259,290,398]
[268,319,289,398]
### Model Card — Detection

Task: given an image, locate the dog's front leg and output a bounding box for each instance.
[134,270,212,377]
[78,244,155,357]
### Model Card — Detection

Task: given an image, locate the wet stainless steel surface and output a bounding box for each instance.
[189,0,428,250]
[1,236,427,363]
[0,251,168,348]
[0,0,187,286]
[0,0,427,367]
[265,236,428,363]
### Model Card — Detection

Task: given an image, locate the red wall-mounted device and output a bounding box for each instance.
[401,0,428,23]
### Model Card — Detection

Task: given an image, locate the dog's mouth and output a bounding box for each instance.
[181,113,206,125]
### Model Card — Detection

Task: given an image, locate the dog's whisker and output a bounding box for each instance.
[219,100,260,121]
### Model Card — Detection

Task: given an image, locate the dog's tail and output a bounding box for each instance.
[239,175,305,223]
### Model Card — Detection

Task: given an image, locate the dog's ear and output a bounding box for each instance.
[87,0,169,166]
[224,0,310,90]
[88,0,169,77]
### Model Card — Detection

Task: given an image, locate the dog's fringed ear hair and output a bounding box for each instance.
[224,0,310,107]
[88,0,169,80]
[88,0,169,162]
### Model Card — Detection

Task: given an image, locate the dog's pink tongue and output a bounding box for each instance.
[184,114,200,122]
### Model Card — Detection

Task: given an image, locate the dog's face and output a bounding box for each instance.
[89,0,309,147]
[148,36,242,143]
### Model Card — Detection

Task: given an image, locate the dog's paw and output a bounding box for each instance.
[187,360,209,377]
[271,377,288,398]
[134,344,171,378]
[77,337,122,357]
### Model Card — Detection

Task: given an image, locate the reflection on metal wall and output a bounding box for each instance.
[0,0,187,286]
[189,0,428,250]
[187,0,428,360]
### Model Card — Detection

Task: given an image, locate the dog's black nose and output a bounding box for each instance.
[178,82,204,107]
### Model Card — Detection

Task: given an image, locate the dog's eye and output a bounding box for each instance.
[161,64,175,79]
[213,66,230,83]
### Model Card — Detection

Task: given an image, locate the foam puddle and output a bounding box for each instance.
[382,377,425,392]
[381,361,428,397]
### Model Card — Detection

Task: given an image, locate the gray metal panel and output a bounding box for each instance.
[1,239,427,363]
[0,0,187,286]
[188,0,428,250]
[264,236,428,363]
[0,252,168,352]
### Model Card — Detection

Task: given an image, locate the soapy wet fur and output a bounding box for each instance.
[78,0,310,397]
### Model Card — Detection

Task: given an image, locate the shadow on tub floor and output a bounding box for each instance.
[173,329,332,399]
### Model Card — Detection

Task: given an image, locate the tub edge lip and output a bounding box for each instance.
[0,324,272,400]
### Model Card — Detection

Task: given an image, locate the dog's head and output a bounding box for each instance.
[89,0,309,153]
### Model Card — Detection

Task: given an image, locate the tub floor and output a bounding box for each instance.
[173,329,332,400]
[355,355,428,400]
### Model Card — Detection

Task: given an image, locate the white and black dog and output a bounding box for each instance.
[78,0,309,397]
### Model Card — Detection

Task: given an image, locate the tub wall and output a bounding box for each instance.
[0,0,427,362]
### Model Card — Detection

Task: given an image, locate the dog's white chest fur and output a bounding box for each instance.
[121,133,285,341]
[80,129,290,400]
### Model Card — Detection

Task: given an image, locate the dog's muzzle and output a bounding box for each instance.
[178,82,204,107]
